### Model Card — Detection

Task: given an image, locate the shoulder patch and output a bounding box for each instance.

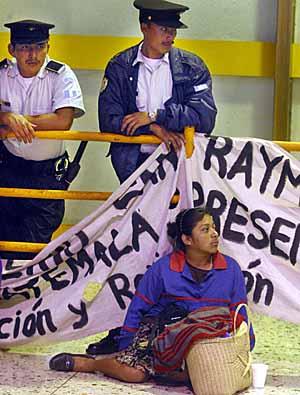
[46,60,65,74]
[100,76,108,94]
[0,58,9,70]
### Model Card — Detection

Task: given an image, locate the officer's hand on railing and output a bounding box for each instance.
[1,112,36,143]
[121,111,151,135]
[150,124,185,152]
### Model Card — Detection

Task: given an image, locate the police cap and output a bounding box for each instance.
[134,0,189,29]
[4,19,55,44]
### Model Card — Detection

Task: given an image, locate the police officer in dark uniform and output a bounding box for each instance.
[90,0,217,355]
[0,20,85,259]
[99,0,217,183]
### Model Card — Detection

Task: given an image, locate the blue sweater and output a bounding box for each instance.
[119,251,255,350]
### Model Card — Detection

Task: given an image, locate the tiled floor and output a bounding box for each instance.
[1,312,300,395]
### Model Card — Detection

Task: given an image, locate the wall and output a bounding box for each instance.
[0,0,278,224]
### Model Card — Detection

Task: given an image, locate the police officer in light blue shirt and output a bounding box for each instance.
[0,19,85,259]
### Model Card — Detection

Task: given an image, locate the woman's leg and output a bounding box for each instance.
[71,355,148,383]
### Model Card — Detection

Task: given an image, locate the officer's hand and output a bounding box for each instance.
[121,112,151,135]
[150,124,185,152]
[2,113,36,143]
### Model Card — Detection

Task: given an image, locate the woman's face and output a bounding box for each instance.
[183,214,219,255]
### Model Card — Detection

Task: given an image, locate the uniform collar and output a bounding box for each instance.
[169,250,227,272]
[7,56,49,79]
[132,42,170,67]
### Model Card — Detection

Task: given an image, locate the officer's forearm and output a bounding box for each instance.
[25,107,75,131]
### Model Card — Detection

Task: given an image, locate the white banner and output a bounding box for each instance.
[0,136,300,347]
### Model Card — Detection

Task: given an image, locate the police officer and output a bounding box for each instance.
[99,0,217,183]
[90,0,217,355]
[0,20,85,259]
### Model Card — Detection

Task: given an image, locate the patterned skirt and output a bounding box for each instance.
[116,320,156,375]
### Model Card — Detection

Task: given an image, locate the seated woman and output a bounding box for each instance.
[49,206,255,384]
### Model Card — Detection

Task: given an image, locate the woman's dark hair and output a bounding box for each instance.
[167,206,212,251]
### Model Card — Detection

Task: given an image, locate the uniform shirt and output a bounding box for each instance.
[119,250,255,351]
[133,44,173,154]
[0,56,85,161]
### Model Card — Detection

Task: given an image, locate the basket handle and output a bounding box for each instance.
[233,303,251,335]
[233,303,252,377]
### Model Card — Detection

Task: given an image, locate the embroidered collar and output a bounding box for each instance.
[169,250,227,273]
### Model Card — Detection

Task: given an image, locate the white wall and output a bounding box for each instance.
[0,0,276,40]
[0,0,279,224]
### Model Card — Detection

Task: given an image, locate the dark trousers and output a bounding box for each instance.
[0,142,68,260]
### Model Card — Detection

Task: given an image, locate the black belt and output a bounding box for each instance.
[0,141,69,178]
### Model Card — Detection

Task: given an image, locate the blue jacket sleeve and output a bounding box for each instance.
[118,263,164,350]
[230,261,255,351]
[156,61,217,134]
[98,61,152,136]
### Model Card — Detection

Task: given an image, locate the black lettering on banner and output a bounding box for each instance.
[243,260,274,306]
[0,318,12,339]
[64,240,77,258]
[107,273,134,309]
[41,267,70,291]
[109,229,133,260]
[4,259,22,271]
[155,151,178,179]
[53,241,71,266]
[290,223,300,265]
[64,257,81,284]
[114,151,178,210]
[76,250,96,276]
[0,298,57,339]
[76,230,90,249]
[247,210,271,249]
[227,141,253,188]
[253,274,274,305]
[1,269,22,281]
[204,137,233,179]
[140,169,159,185]
[140,152,176,187]
[205,190,227,234]
[274,159,300,199]
[132,211,159,252]
[65,250,98,284]
[94,241,113,267]
[223,198,248,243]
[259,145,283,194]
[24,298,57,338]
[68,301,88,329]
[192,182,205,207]
[270,217,296,260]
[2,276,40,301]
[114,189,144,210]
[56,231,90,267]
[14,311,22,339]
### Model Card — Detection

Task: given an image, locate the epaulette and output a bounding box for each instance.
[46,60,65,74]
[0,58,9,70]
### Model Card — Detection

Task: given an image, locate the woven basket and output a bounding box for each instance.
[186,304,252,395]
